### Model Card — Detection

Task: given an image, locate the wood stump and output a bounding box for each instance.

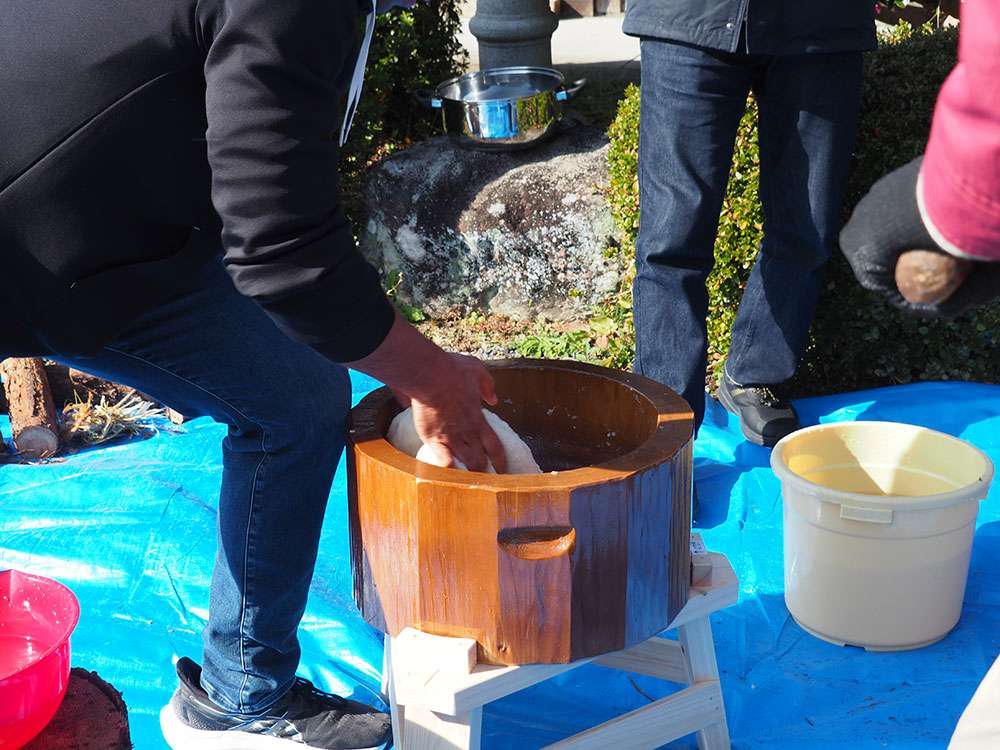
[23,669,132,750]
[349,359,694,665]
[0,358,59,458]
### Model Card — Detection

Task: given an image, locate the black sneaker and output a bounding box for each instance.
[160,657,392,750]
[717,371,799,447]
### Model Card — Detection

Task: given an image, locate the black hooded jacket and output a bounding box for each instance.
[0,0,394,361]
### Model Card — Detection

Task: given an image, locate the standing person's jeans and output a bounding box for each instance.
[53,260,352,714]
[634,39,864,427]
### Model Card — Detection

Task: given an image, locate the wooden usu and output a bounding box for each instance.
[348,359,695,665]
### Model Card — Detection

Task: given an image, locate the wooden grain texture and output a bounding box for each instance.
[543,682,723,750]
[382,639,406,749]
[666,553,738,632]
[0,357,60,458]
[495,487,574,663]
[567,480,628,660]
[592,636,687,683]
[350,359,694,665]
[386,553,736,750]
[24,668,132,749]
[680,616,731,750]
[399,705,482,750]
[668,441,694,620]
[390,555,738,717]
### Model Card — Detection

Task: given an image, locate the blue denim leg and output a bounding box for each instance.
[54,261,351,713]
[726,51,863,385]
[634,39,755,426]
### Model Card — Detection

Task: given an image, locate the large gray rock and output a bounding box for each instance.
[361,127,622,322]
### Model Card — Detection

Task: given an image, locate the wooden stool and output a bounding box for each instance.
[382,550,737,750]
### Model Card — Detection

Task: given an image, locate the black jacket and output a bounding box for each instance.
[623,0,876,55]
[0,0,394,361]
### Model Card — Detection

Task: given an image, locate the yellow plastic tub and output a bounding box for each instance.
[771,421,994,651]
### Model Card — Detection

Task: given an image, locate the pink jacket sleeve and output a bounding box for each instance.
[918,1,1000,262]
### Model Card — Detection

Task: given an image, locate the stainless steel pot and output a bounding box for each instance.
[416,66,586,151]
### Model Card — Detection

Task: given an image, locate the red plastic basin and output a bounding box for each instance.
[0,570,80,749]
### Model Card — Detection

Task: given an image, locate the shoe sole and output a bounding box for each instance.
[716,384,771,447]
[160,705,389,750]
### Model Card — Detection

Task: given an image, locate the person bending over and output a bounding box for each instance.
[0,2,504,748]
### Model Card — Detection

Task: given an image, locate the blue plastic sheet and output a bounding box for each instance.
[1,376,997,749]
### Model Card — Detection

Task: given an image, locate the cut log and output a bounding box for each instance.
[896,248,973,305]
[24,668,132,750]
[0,357,60,458]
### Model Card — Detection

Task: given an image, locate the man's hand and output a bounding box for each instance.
[839,157,1000,318]
[408,354,507,473]
[348,312,507,473]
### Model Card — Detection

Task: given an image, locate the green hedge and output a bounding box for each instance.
[604,23,999,395]
[341,1,465,214]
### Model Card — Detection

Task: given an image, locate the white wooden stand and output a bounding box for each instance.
[381,550,738,750]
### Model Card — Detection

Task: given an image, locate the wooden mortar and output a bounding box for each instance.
[0,358,59,458]
[348,359,694,665]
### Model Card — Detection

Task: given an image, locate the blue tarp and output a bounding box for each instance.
[1,376,997,749]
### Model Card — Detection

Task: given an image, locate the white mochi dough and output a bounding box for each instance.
[387,407,541,474]
[415,442,468,470]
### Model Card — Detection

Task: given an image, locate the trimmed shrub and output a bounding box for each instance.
[605,23,999,395]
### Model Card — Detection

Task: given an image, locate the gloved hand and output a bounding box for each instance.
[839,157,1000,318]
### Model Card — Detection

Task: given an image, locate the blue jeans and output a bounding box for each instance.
[634,39,863,427]
[54,261,351,713]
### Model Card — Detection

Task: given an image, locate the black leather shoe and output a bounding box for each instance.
[717,372,799,447]
[160,657,392,750]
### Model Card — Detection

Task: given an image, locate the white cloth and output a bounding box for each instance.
[387,408,542,474]
[950,654,1000,748]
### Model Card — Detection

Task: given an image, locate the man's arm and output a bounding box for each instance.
[203,0,394,362]
[202,0,505,470]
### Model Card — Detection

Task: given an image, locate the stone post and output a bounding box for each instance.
[469,0,559,69]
